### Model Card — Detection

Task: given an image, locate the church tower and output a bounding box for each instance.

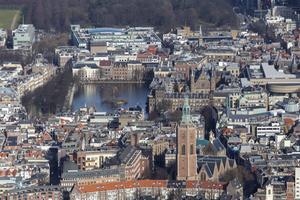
[177,95,197,180]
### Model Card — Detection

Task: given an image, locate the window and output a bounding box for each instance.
[190,144,194,155]
[182,144,186,155]
[200,172,206,181]
[268,189,271,195]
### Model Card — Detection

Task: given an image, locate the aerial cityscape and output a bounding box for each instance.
[0,0,300,199]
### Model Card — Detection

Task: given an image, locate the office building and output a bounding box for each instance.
[12,24,35,50]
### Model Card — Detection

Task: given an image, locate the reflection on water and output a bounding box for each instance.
[72,83,149,113]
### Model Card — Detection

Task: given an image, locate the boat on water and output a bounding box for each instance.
[115,99,128,105]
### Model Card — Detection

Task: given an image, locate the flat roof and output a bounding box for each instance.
[262,63,296,79]
[87,28,124,34]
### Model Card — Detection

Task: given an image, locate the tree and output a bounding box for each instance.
[33,33,69,62]
[0,0,238,32]
[0,49,32,66]
[156,100,172,113]
[167,110,182,123]
[22,61,74,116]
[200,106,218,136]
[32,0,46,29]
[220,165,256,185]
[148,111,160,121]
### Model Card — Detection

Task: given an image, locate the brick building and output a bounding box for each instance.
[177,96,198,181]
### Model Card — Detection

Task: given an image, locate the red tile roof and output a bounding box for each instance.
[0,152,9,158]
[186,180,227,190]
[77,180,167,193]
[76,180,226,193]
[284,118,295,127]
[100,60,112,66]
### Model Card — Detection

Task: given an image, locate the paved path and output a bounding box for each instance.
[10,10,20,30]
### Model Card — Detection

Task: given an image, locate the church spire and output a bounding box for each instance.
[181,94,191,124]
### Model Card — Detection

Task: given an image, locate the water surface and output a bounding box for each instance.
[72,83,149,113]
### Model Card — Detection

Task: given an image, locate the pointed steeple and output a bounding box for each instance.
[181,94,191,124]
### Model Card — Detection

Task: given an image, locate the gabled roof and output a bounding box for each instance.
[204,164,213,177]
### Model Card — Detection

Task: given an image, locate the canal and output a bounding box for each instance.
[71,83,150,113]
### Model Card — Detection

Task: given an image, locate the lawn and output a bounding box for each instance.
[0,9,20,29]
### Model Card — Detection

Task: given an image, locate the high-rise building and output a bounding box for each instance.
[176,96,197,180]
[295,167,300,199]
